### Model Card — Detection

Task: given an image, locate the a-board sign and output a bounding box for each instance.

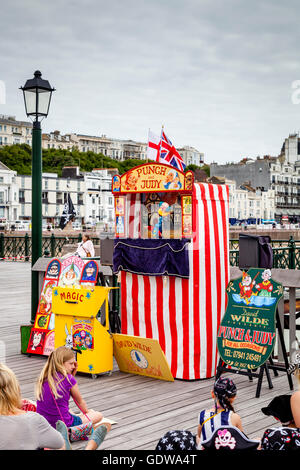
[217,268,283,370]
[112,333,174,382]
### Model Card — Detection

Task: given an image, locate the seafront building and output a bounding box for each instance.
[0,161,20,222]
[227,179,275,223]
[41,131,204,166]
[211,134,300,223]
[81,167,118,229]
[0,115,32,147]
[177,146,204,166]
[15,166,117,228]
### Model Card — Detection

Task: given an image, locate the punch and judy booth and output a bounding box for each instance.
[112,162,229,380]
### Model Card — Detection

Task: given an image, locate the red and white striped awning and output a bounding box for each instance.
[120,183,229,380]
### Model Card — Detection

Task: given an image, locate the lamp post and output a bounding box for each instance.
[20,70,55,323]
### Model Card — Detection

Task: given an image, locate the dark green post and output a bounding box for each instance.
[24,233,29,262]
[50,233,56,257]
[112,273,120,313]
[288,236,296,270]
[31,121,42,323]
[13,237,16,259]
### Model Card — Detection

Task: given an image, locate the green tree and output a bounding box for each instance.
[185,163,210,177]
[0,144,211,179]
[0,145,124,175]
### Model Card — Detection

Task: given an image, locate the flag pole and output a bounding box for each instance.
[158,124,164,163]
[147,128,150,162]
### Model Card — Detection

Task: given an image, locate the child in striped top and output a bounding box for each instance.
[197,376,243,447]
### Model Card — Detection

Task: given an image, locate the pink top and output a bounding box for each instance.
[36,373,77,428]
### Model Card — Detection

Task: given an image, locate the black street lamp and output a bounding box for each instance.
[20,70,55,323]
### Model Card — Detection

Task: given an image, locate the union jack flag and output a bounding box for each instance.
[158,129,186,171]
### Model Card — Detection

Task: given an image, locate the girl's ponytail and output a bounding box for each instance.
[218,394,235,413]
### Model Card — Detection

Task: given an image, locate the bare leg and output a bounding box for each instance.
[85,424,111,451]
[79,409,103,425]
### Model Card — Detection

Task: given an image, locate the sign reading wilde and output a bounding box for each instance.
[217,268,283,370]
[112,163,193,194]
[112,333,174,381]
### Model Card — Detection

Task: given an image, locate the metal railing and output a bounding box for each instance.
[0,233,101,261]
[1,233,300,270]
[229,236,300,269]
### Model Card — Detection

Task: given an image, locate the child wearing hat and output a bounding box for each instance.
[197,376,243,447]
[261,394,300,450]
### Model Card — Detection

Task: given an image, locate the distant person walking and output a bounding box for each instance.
[76,233,95,258]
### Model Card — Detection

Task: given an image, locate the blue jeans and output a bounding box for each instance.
[70,414,83,426]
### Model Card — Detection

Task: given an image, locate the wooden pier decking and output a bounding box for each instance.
[0,262,297,450]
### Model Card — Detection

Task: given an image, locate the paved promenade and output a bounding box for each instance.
[0,262,297,450]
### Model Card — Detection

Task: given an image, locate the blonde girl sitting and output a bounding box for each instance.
[36,346,103,431]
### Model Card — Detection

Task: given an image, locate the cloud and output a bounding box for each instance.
[1,0,300,163]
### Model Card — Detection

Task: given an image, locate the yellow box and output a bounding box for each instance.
[52,286,117,376]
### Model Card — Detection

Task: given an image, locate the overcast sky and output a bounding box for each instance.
[1,0,300,164]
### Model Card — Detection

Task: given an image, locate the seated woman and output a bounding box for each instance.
[0,362,110,451]
[0,363,64,450]
[76,233,95,258]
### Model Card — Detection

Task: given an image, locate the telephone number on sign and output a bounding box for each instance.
[246,352,261,362]
[232,351,261,362]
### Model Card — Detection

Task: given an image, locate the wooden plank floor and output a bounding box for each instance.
[0,261,297,450]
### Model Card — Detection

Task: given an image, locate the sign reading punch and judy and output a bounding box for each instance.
[217,268,283,370]
[112,162,193,194]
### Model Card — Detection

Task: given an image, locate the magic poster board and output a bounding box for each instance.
[217,268,283,370]
[27,256,98,356]
[58,255,86,288]
[112,333,174,382]
[27,258,61,356]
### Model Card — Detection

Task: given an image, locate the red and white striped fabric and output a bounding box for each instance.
[120,183,229,379]
[126,193,141,238]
